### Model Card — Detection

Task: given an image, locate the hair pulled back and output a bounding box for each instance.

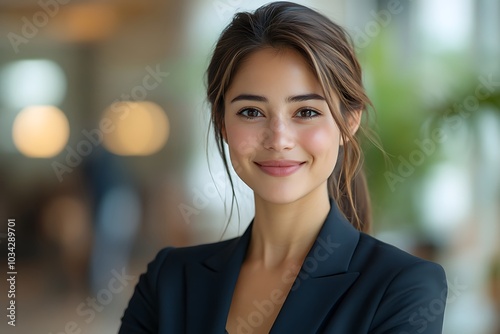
[206,1,372,232]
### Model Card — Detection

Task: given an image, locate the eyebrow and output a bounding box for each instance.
[230,93,325,103]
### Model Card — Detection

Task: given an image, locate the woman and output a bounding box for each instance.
[119,2,447,333]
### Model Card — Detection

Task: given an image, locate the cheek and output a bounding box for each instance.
[301,124,340,162]
[225,122,261,160]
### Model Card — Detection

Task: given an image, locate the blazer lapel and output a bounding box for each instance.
[185,200,361,334]
[270,201,361,333]
[185,223,253,334]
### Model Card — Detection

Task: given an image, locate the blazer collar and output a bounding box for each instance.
[185,199,361,333]
[204,198,360,275]
[270,200,361,333]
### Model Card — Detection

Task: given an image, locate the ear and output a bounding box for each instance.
[221,121,227,143]
[340,109,362,146]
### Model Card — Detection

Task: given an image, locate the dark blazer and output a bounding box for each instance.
[119,202,447,333]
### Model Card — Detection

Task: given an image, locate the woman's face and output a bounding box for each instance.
[224,48,341,204]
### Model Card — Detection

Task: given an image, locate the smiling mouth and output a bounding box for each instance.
[254,160,306,177]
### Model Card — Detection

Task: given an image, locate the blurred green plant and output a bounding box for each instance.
[358,27,500,232]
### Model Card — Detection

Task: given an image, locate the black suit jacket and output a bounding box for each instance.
[119,202,447,333]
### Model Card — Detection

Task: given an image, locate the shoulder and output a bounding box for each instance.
[119,237,239,333]
[353,232,447,296]
[353,233,448,333]
[146,237,238,274]
[354,232,446,277]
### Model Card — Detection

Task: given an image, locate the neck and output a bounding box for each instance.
[247,186,331,268]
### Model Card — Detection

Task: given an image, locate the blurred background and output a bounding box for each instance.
[0,0,498,333]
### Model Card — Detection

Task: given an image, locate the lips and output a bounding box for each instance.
[254,160,305,177]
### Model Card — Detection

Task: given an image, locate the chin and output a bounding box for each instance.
[253,185,307,205]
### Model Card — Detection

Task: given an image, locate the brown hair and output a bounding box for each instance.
[206,1,373,232]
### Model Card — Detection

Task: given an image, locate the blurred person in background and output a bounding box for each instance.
[119,2,447,333]
[39,173,93,302]
[83,146,142,294]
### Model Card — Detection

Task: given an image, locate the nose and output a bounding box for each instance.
[262,116,295,151]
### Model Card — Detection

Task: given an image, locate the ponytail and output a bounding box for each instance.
[329,147,372,233]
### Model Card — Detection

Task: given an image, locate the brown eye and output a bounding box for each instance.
[238,108,263,118]
[296,109,320,118]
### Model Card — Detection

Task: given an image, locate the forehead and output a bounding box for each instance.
[227,47,323,97]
